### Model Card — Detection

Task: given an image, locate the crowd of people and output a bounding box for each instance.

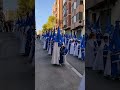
[85,20,120,80]
[40,27,85,66]
[14,9,35,67]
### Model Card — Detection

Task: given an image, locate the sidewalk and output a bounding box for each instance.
[0,32,34,90]
[35,40,82,90]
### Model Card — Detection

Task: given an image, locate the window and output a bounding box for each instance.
[74,2,76,9]
[74,16,76,23]
[76,12,83,21]
[76,0,80,7]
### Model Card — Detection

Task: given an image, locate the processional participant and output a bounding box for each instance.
[59,43,68,66]
[85,32,97,68]
[51,27,63,65]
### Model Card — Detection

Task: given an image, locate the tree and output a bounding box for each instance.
[47,16,56,29]
[42,16,56,32]
[42,23,48,32]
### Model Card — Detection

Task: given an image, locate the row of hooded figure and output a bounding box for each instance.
[85,21,120,80]
[65,36,85,60]
[42,29,85,66]
[14,9,35,66]
[42,30,68,66]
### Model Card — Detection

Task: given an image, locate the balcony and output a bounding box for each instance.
[75,20,84,28]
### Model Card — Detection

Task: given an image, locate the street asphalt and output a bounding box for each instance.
[35,39,83,90]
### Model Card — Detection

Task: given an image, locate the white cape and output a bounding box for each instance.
[51,42,60,65]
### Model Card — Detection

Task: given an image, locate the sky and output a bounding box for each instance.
[35,0,55,31]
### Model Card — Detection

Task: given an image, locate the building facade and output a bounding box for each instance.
[63,0,71,34]
[71,0,85,37]
[86,0,119,33]
[52,0,63,30]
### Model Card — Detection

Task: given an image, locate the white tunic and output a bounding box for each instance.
[74,43,79,56]
[85,39,95,68]
[104,51,111,76]
[93,41,104,70]
[48,42,52,55]
[51,42,60,65]
[78,45,82,59]
[43,38,46,49]
[70,42,75,55]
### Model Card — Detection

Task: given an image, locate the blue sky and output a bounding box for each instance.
[35,0,55,31]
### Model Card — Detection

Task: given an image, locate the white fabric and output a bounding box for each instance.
[70,42,75,55]
[73,43,79,56]
[48,42,52,55]
[104,51,111,76]
[51,42,60,65]
[67,39,70,50]
[63,55,67,64]
[43,39,46,49]
[78,47,82,59]
[85,40,95,68]
[93,42,104,70]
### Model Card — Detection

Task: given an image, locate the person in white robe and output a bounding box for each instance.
[70,40,75,55]
[78,41,82,59]
[93,40,104,71]
[48,40,52,55]
[51,38,60,65]
[74,41,79,56]
[85,33,97,68]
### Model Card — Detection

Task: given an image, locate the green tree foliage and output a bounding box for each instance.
[42,16,56,32]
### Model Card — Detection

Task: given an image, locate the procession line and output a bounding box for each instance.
[66,61,83,78]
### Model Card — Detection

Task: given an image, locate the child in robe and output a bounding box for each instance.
[59,44,68,66]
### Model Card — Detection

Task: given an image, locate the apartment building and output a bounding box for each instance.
[86,0,119,33]
[52,0,63,30]
[63,0,71,34]
[71,0,85,37]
